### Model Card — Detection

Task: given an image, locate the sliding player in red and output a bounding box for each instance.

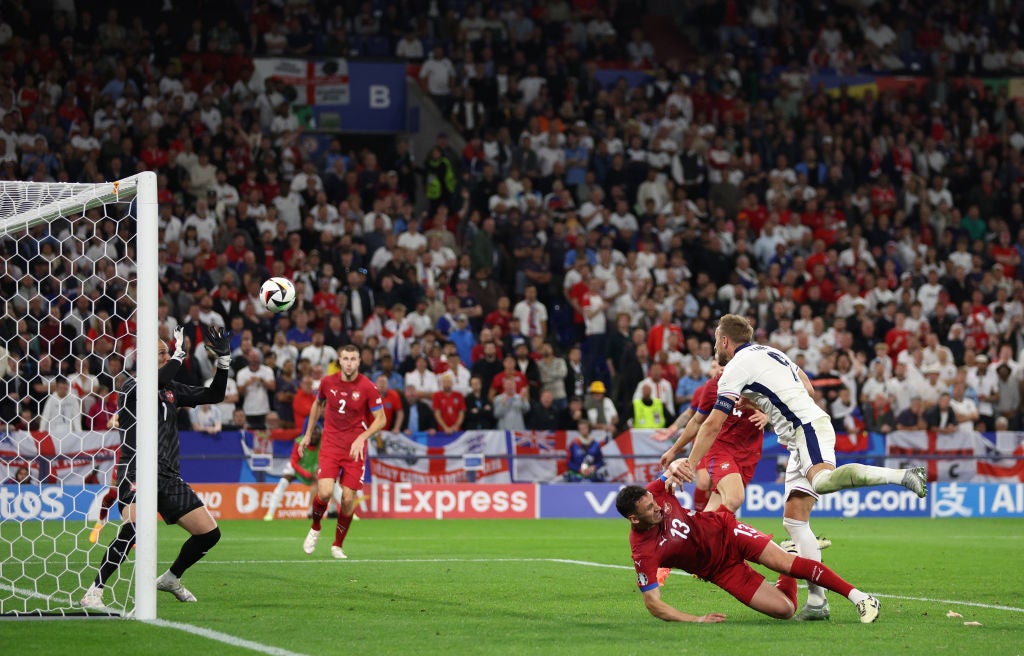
[616,478,880,623]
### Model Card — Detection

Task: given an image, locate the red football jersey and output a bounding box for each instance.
[317,373,383,449]
[696,374,763,462]
[432,390,467,429]
[630,479,738,587]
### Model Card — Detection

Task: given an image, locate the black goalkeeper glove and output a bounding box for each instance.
[201,323,233,369]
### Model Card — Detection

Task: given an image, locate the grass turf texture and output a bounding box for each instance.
[2,517,1021,656]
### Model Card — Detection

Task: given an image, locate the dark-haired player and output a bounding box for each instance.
[616,477,880,623]
[299,344,386,559]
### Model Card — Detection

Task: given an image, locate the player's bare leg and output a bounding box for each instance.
[157,506,219,602]
[712,472,746,513]
[305,477,335,554]
[756,542,879,623]
[746,578,799,619]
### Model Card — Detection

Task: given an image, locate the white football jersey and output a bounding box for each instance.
[716,343,828,444]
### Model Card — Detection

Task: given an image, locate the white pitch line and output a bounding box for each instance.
[147,618,312,656]
[197,556,1024,614]
[869,594,1024,613]
[0,582,73,604]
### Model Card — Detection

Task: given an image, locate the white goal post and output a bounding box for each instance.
[0,172,158,619]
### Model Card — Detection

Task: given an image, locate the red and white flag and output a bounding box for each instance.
[368,431,511,484]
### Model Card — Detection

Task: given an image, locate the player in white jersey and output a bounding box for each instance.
[666,314,926,620]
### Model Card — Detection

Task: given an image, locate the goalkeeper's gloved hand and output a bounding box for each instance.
[171,326,187,361]
[201,323,233,369]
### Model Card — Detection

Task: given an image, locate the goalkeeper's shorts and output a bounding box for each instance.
[118,474,205,525]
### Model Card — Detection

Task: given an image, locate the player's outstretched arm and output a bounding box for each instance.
[641,587,726,623]
[685,404,729,470]
[660,408,708,468]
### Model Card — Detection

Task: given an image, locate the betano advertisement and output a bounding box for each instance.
[1,483,1021,521]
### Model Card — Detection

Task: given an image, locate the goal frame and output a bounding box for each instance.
[0,172,159,620]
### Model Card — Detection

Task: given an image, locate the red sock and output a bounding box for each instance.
[776,575,798,608]
[99,487,117,522]
[311,496,329,531]
[333,512,355,548]
[693,486,710,512]
[789,556,854,597]
[713,504,734,515]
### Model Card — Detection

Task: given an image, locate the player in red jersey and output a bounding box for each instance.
[298,344,386,559]
[655,362,722,511]
[661,372,768,513]
[616,478,880,623]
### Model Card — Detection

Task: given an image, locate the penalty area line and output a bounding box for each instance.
[147,618,312,656]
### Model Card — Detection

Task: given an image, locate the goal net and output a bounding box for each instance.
[0,173,159,619]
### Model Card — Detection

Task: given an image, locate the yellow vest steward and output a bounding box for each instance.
[633,398,666,428]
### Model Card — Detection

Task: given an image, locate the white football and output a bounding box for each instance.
[260,277,296,313]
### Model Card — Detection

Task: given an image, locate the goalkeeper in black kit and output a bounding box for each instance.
[81,324,232,608]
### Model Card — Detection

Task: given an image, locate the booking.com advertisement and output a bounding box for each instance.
[1,483,1022,520]
[536,482,1024,519]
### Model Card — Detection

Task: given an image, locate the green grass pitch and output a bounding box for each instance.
[3,517,1022,656]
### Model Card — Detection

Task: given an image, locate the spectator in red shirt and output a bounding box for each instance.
[292,376,317,430]
[223,232,251,266]
[489,355,528,400]
[484,296,513,335]
[376,374,404,432]
[432,373,467,434]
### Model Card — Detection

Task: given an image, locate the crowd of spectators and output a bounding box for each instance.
[1,1,1024,455]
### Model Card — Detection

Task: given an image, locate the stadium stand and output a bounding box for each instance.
[2,0,1024,461]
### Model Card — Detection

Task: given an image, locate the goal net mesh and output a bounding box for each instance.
[0,177,151,617]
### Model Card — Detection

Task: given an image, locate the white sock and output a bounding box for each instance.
[812,463,903,494]
[332,483,343,506]
[847,588,869,605]
[267,478,289,515]
[783,517,826,606]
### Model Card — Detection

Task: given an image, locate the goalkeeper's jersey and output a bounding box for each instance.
[117,362,227,481]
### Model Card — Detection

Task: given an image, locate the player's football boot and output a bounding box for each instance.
[263,511,274,521]
[901,466,928,498]
[793,600,830,621]
[330,546,348,559]
[156,571,197,602]
[88,521,105,544]
[79,585,105,609]
[778,536,832,553]
[303,528,321,554]
[856,595,881,623]
[656,568,671,585]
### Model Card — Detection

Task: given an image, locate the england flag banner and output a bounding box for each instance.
[1,430,118,484]
[368,431,511,484]
[885,430,977,481]
[253,58,350,105]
